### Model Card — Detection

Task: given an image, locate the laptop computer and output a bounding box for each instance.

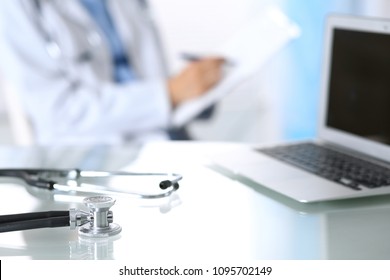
[211,14,390,203]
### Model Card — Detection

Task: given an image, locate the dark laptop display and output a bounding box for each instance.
[327,29,390,146]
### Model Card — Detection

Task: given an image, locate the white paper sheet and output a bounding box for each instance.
[171,5,300,127]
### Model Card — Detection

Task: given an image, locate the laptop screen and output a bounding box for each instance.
[326,28,390,146]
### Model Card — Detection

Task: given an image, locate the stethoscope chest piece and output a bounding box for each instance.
[78,196,122,238]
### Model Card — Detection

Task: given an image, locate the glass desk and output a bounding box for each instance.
[0,141,390,260]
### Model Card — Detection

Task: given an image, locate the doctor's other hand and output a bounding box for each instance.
[168,57,225,107]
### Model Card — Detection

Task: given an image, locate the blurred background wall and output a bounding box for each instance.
[1,0,390,145]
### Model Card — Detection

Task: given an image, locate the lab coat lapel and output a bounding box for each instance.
[50,0,113,80]
[108,0,168,78]
[108,0,142,74]
[51,0,95,30]
[51,0,111,57]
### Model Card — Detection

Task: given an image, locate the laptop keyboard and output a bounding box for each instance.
[258,143,390,191]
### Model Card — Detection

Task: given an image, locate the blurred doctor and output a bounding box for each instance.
[0,0,224,145]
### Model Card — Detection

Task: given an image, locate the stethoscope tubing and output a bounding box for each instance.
[0,211,70,233]
[0,168,182,199]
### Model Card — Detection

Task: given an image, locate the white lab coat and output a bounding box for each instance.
[0,0,172,145]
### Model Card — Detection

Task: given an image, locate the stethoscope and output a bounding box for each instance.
[0,168,182,236]
[0,195,121,238]
[29,0,153,61]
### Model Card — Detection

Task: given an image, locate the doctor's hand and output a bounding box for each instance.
[167,57,225,108]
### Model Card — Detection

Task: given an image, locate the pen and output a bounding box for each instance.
[180,53,205,62]
[180,52,235,66]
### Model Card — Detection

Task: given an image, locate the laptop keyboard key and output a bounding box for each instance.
[337,178,361,190]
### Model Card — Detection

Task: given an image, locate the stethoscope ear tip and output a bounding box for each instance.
[159,180,180,190]
[159,180,172,189]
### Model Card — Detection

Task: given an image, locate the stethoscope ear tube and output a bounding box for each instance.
[0,169,182,199]
[0,169,58,190]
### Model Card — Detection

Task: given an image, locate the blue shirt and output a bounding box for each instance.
[80,0,136,83]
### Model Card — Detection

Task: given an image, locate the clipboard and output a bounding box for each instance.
[171,5,300,127]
